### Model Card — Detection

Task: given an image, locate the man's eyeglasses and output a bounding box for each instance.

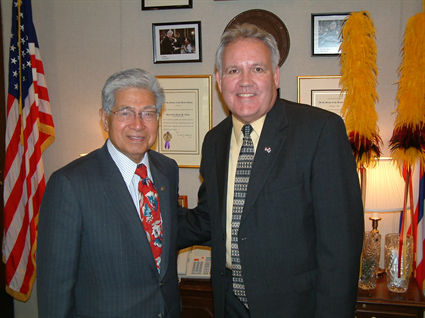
[110,108,159,123]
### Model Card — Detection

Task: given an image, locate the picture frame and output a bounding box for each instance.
[178,195,188,208]
[297,75,345,117]
[311,13,349,56]
[155,75,212,168]
[142,0,193,11]
[152,21,202,64]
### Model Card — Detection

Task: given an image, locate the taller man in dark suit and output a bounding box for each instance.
[178,23,364,317]
[37,68,181,318]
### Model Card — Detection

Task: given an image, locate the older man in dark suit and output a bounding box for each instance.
[178,23,364,317]
[37,68,181,318]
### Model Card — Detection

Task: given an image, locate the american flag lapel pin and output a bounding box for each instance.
[264,147,271,153]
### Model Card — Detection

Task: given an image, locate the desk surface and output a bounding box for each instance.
[358,274,425,308]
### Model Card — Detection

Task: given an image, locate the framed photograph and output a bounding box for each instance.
[152,21,202,64]
[142,0,193,10]
[155,75,212,168]
[297,75,345,117]
[178,195,188,208]
[311,13,349,56]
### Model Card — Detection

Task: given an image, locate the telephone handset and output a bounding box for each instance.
[177,245,211,279]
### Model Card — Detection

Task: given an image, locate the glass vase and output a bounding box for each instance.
[359,231,381,290]
[384,233,413,293]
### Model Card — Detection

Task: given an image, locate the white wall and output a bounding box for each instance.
[2,0,423,316]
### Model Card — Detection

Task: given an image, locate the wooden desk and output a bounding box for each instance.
[357,274,425,317]
[180,278,214,318]
[180,274,425,317]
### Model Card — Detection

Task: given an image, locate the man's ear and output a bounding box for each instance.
[99,109,109,132]
[274,67,281,88]
[216,71,222,93]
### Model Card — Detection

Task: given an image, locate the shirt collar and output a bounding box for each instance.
[106,139,152,185]
[231,115,266,147]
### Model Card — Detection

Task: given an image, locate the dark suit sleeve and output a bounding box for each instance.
[311,114,364,317]
[177,132,213,249]
[37,172,81,318]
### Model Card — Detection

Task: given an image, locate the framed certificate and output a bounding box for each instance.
[297,75,345,117]
[155,75,212,168]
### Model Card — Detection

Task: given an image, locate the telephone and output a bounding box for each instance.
[177,245,211,279]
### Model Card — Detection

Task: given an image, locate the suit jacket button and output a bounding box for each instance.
[158,314,163,318]
[159,282,164,287]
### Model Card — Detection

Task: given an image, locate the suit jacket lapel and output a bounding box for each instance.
[242,100,289,221]
[215,117,232,232]
[98,145,158,272]
[149,154,171,280]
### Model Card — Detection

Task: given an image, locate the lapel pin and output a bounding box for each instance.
[161,186,165,191]
[264,147,271,153]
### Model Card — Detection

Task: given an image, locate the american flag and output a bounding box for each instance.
[2,0,54,301]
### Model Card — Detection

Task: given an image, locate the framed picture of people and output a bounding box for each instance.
[311,13,349,56]
[152,21,202,63]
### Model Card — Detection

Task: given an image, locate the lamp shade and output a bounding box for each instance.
[363,157,406,212]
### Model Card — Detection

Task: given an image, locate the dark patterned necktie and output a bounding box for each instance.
[232,124,254,308]
[135,164,162,272]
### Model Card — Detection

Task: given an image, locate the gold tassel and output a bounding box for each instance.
[390,11,425,170]
[339,11,381,169]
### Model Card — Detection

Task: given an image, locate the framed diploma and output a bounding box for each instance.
[297,75,345,117]
[155,75,212,168]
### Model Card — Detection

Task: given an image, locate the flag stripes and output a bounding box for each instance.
[2,0,54,301]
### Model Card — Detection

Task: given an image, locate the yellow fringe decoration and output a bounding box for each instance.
[339,11,381,169]
[390,11,425,170]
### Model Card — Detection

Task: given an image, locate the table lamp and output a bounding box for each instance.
[359,157,406,290]
[363,157,406,230]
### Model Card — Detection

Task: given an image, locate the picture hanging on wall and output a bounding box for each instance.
[311,13,349,56]
[297,75,345,117]
[142,0,193,11]
[152,21,202,64]
[155,75,212,168]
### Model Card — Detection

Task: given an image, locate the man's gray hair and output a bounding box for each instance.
[101,68,165,114]
[215,23,280,77]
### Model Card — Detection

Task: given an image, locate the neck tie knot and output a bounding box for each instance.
[135,164,148,179]
[242,124,253,138]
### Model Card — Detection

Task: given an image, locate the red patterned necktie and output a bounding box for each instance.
[135,164,162,272]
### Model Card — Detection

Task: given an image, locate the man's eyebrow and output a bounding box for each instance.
[116,105,156,110]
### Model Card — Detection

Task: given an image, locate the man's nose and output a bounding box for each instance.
[239,71,253,86]
[129,114,146,129]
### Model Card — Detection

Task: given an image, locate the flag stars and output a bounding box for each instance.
[10,45,16,51]
[13,71,18,77]
[26,61,31,67]
[14,83,18,90]
[11,58,17,64]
